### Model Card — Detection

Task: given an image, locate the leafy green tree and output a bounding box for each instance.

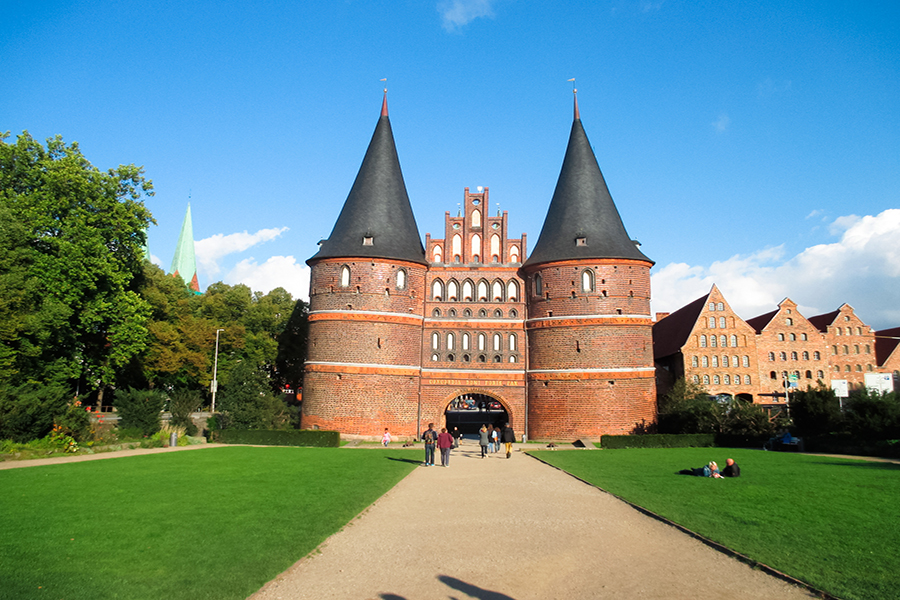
[217,360,288,430]
[790,384,844,436]
[0,132,154,395]
[115,388,165,436]
[724,399,778,437]
[844,389,899,439]
[275,298,309,391]
[657,379,725,433]
[168,388,201,436]
[0,382,72,442]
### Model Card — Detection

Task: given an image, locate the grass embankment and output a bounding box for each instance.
[0,446,419,600]
[531,447,899,600]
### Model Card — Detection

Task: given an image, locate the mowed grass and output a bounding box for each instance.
[0,447,419,600]
[530,448,900,600]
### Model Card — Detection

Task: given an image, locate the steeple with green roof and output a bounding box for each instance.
[170,203,201,293]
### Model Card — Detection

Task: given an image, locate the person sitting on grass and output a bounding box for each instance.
[721,458,741,477]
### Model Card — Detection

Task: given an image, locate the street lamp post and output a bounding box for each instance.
[211,328,224,413]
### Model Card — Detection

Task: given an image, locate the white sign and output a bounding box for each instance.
[865,373,893,394]
[831,379,849,398]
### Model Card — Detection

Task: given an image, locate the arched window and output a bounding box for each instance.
[463,280,474,301]
[510,245,520,263]
[478,333,486,351]
[786,318,793,326]
[791,351,798,360]
[768,352,775,361]
[493,333,502,351]
[709,303,716,311]
[778,333,785,341]
[865,344,871,354]
[509,355,517,363]
[700,335,707,347]
[471,234,481,263]
[490,234,500,262]
[581,269,595,292]
[432,245,442,263]
[493,309,503,318]
[802,351,809,360]
[447,333,455,350]
[432,308,441,317]
[790,333,796,341]
[711,336,717,348]
[432,279,444,301]
[801,333,808,341]
[396,268,407,290]
[709,317,716,328]
[493,355,502,363]
[745,375,751,385]
[702,356,709,367]
[722,356,729,368]
[447,280,458,301]
[509,309,518,318]
[463,333,470,350]
[720,335,727,347]
[431,353,439,362]
[805,370,812,379]
[779,352,787,361]
[814,351,820,360]
[507,280,519,302]
[713,375,721,385]
[452,234,462,261]
[691,356,699,367]
[770,371,778,380]
[817,370,824,379]
[472,209,481,227]
[431,332,440,350]
[730,335,737,347]
[836,327,842,336]
[492,280,503,301]
[509,334,517,351]
[743,355,750,367]
[340,265,351,287]
[712,356,719,368]
[854,344,860,354]
[463,309,472,317]
[724,374,731,385]
[477,280,488,301]
[534,274,543,296]
[717,302,724,311]
[843,345,849,354]
[732,355,738,367]
[703,375,710,385]
[693,375,701,384]
[719,317,726,329]
[449,308,457,317]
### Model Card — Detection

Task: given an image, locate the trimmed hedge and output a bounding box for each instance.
[804,433,900,459]
[601,433,771,449]
[217,429,340,448]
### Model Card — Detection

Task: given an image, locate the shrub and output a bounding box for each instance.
[115,388,165,436]
[601,434,716,449]
[790,384,844,436]
[844,389,900,439]
[168,389,200,436]
[0,382,73,442]
[217,361,289,430]
[217,429,340,447]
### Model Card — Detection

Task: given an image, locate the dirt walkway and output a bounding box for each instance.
[251,441,817,600]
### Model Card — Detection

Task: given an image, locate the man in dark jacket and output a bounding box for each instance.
[421,423,437,466]
[722,458,741,477]
[501,422,515,458]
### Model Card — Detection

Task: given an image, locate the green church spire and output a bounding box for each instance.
[171,203,201,293]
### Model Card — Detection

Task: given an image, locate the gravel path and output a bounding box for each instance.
[250,440,817,600]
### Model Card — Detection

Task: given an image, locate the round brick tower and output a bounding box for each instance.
[521,93,657,440]
[303,94,428,438]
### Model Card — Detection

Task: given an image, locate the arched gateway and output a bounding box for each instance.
[444,392,510,436]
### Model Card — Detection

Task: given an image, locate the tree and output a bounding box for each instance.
[657,378,725,433]
[0,132,154,395]
[844,389,899,439]
[790,384,844,437]
[216,360,288,430]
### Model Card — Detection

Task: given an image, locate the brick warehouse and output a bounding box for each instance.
[302,93,656,441]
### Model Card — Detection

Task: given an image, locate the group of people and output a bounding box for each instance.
[419,422,516,466]
[680,458,741,478]
[478,423,515,458]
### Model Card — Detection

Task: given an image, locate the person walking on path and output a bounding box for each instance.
[381,428,392,447]
[452,426,461,448]
[501,422,515,459]
[421,423,437,466]
[478,425,489,458]
[491,426,499,453]
[437,427,454,467]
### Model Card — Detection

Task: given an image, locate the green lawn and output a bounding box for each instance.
[530,448,899,600]
[0,447,419,600]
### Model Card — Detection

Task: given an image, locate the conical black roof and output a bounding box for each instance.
[524,99,652,268]
[308,96,427,266]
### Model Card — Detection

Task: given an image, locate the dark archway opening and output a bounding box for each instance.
[444,392,509,436]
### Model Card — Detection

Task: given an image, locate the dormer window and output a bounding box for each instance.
[362,236,374,246]
[575,237,587,246]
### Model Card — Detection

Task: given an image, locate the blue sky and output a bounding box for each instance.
[4,1,899,328]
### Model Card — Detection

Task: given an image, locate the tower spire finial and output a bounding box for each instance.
[380,78,388,117]
[568,78,579,120]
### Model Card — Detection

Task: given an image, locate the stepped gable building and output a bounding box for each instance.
[874,327,900,390]
[655,286,889,401]
[302,93,657,440]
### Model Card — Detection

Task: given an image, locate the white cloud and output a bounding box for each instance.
[225,255,311,301]
[150,253,163,267]
[438,0,496,31]
[712,113,730,133]
[195,227,289,275]
[652,209,900,330]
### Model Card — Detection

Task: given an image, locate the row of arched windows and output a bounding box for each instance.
[432,278,520,302]
[769,370,825,380]
[339,265,407,290]
[691,355,751,368]
[431,353,519,364]
[831,344,871,355]
[432,307,518,319]
[532,271,633,298]
[832,364,874,372]
[431,331,518,353]
[834,326,866,336]
[699,334,741,348]
[768,351,821,361]
[431,235,520,264]
[693,374,752,386]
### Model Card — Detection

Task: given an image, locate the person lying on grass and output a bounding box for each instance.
[679,461,723,478]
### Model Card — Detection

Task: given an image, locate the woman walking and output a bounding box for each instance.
[437,427,454,467]
[478,425,489,458]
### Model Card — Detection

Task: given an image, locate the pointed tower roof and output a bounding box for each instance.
[170,203,200,293]
[308,93,426,266]
[523,94,652,268]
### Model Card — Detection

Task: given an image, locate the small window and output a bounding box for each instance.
[720,335,727,347]
[581,269,595,292]
[447,333,455,350]
[719,317,726,328]
[534,274,543,297]
[711,336,717,348]
[722,356,729,367]
[854,345,860,354]
[778,333,785,341]
[768,352,775,361]
[493,333,502,351]
[507,280,519,302]
[396,268,407,290]
[730,335,737,347]
[791,351,798,360]
[509,355,517,363]
[432,279,444,301]
[713,375,720,385]
[493,309,503,318]
[703,375,710,385]
[693,375,700,384]
[700,335,707,348]
[709,317,716,328]
[463,333,470,350]
[813,351,820,360]
[362,236,373,246]
[786,318,793,326]
[779,352,787,361]
[805,370,812,379]
[789,333,796,341]
[843,345,849,354]
[432,308,441,317]
[449,309,457,317]
[691,356,699,367]
[817,370,824,379]
[509,334,517,351]
[743,355,750,367]
[431,332,440,350]
[801,333,808,341]
[709,303,716,311]
[509,309,518,318]
[717,302,724,311]
[478,333,486,351]
[340,265,351,287]
[432,245,443,262]
[702,356,709,367]
[836,327,842,336]
[712,356,719,368]
[802,351,809,360]
[431,353,439,361]
[744,375,751,385]
[724,374,730,385]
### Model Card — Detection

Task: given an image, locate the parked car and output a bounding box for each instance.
[488,401,502,410]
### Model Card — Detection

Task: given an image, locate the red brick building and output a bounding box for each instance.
[302,93,656,440]
[655,287,891,402]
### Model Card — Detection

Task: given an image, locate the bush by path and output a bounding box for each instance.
[0,447,418,600]
[531,447,899,600]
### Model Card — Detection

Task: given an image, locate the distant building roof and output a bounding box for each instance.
[652,292,709,359]
[875,327,900,367]
[308,94,426,266]
[745,309,778,334]
[524,95,652,268]
[808,309,841,332]
[170,203,200,293]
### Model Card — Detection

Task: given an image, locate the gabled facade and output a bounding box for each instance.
[874,327,900,392]
[809,304,877,390]
[302,94,655,440]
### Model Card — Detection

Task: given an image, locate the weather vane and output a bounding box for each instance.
[380,78,387,93]
[568,77,576,94]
